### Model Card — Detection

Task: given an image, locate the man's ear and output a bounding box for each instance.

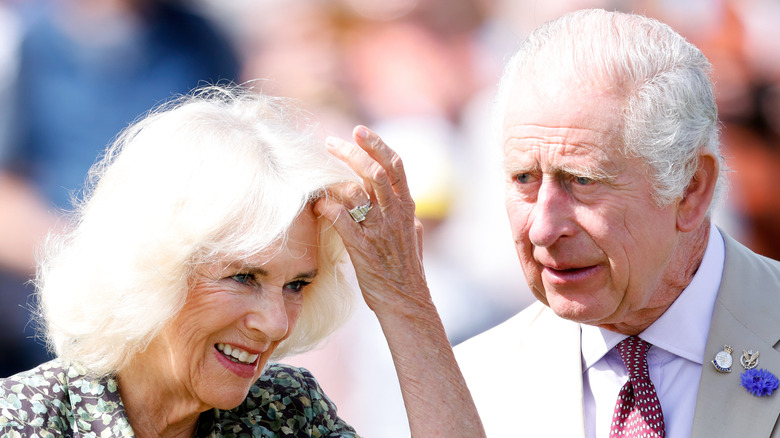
[677,150,719,232]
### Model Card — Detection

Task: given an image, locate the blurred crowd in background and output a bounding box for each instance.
[0,0,778,436]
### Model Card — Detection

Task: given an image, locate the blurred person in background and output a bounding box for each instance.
[236,0,358,138]
[0,0,239,377]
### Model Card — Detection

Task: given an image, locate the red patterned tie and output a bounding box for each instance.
[610,336,665,437]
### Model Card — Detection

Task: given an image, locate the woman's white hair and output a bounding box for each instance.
[36,84,358,376]
[496,8,727,212]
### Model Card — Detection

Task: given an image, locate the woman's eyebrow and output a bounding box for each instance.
[294,270,319,280]
[243,267,319,280]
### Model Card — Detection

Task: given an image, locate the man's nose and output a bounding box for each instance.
[528,179,574,247]
[244,289,289,342]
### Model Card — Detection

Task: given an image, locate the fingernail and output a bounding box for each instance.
[355,126,369,140]
[325,136,339,149]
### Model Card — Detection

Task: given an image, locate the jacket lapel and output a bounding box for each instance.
[692,232,780,437]
[520,306,586,437]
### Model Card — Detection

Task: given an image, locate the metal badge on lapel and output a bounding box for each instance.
[741,349,760,370]
[712,345,734,373]
[712,345,779,397]
[739,349,777,398]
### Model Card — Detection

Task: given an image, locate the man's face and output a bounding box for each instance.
[502,79,682,331]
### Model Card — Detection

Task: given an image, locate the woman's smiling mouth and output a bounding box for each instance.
[215,343,260,365]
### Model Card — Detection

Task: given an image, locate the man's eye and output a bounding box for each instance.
[231,273,255,284]
[515,173,532,184]
[574,176,595,185]
[286,280,312,293]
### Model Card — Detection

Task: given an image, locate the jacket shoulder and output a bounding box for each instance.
[455,301,551,358]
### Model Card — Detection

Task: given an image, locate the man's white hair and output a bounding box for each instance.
[496,8,727,211]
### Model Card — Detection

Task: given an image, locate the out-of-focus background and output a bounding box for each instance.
[1,0,778,435]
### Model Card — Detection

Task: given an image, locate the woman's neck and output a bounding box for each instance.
[116,347,208,438]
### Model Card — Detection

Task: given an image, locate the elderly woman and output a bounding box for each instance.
[0,85,483,437]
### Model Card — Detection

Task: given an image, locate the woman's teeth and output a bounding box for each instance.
[216,343,259,364]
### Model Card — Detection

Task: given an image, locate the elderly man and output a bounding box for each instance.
[455,9,780,438]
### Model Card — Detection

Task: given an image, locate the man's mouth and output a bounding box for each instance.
[549,266,590,273]
[542,264,600,283]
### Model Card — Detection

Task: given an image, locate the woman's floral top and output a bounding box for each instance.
[0,359,358,437]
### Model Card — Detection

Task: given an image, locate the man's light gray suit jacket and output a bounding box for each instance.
[456,232,780,437]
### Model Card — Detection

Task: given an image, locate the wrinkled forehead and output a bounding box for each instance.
[501,76,626,137]
[498,75,630,182]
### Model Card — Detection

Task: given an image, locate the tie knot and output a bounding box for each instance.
[616,336,651,380]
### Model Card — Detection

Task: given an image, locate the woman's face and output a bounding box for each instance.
[148,208,320,410]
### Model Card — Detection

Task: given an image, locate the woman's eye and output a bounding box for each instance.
[231,273,255,284]
[515,173,532,184]
[286,280,312,293]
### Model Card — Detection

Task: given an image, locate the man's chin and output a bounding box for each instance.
[546,297,613,326]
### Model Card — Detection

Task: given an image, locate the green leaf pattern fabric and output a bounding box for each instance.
[0,359,358,437]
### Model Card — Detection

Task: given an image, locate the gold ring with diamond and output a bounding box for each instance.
[348,201,373,223]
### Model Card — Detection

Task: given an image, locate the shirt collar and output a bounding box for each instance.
[581,224,725,370]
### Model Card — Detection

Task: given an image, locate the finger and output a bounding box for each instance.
[325,135,386,205]
[322,182,371,209]
[314,184,374,227]
[360,176,377,206]
[414,217,424,260]
[325,131,409,210]
[352,126,414,204]
[313,196,363,241]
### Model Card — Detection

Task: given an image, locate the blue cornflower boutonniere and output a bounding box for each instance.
[740,368,780,397]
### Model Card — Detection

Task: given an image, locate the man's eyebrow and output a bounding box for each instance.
[503,160,538,174]
[552,162,618,183]
[503,160,618,183]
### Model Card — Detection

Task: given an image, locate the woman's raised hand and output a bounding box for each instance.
[315,125,486,438]
[314,125,431,314]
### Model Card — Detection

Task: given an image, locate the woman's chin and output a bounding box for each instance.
[199,353,264,410]
[202,382,256,411]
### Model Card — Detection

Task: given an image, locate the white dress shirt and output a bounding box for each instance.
[581,225,725,438]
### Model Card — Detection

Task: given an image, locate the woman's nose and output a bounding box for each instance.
[244,289,289,341]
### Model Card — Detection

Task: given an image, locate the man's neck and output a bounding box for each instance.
[599,221,711,335]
